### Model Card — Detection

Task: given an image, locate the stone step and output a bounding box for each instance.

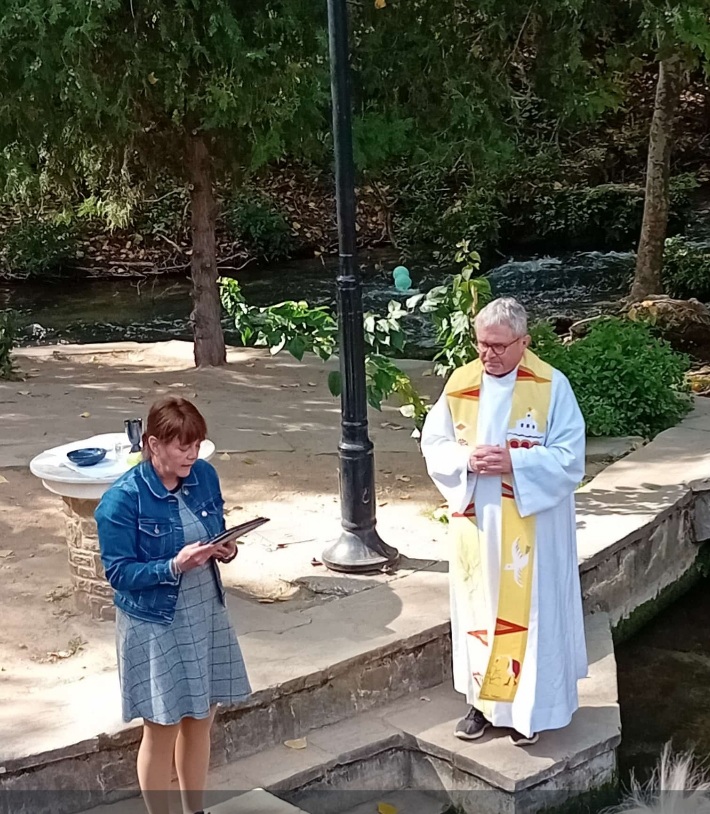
[1,569,453,814]
[87,613,618,814]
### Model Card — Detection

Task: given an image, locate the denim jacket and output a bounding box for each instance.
[95,458,227,625]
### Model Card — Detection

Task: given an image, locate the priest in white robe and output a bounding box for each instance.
[421,296,587,746]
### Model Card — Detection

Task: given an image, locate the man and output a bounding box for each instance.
[421,297,587,746]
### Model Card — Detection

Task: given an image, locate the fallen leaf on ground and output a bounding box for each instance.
[399,494,411,500]
[219,453,231,461]
[17,390,30,396]
[261,431,277,436]
[307,382,317,387]
[0,550,14,559]
[0,475,8,485]
[258,598,276,604]
[420,696,431,702]
[395,475,411,483]
[80,411,91,418]
[46,586,73,602]
[37,637,86,663]
[377,804,397,814]
[242,458,255,465]
[311,558,323,567]
[153,380,161,385]
[269,471,280,477]
[284,738,308,750]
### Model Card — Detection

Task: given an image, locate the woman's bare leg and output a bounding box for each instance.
[136,720,181,814]
[174,707,218,814]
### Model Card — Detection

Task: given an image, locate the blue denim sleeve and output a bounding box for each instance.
[96,487,179,591]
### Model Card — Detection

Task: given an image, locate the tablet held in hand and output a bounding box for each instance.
[200,517,270,547]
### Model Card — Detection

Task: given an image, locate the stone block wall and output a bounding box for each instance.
[63,497,115,621]
[580,494,700,627]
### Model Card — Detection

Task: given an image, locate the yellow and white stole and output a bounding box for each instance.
[445,350,552,702]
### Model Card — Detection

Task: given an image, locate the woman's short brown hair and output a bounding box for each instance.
[142,396,207,459]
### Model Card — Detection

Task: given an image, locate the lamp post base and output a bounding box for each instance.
[322,528,400,573]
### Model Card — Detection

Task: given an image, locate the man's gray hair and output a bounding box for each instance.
[474,297,528,337]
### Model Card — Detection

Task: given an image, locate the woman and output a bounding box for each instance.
[96,396,251,814]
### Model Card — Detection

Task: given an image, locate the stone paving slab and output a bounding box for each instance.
[1,342,437,468]
[576,402,710,569]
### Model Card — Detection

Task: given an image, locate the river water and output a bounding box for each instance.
[1,248,634,352]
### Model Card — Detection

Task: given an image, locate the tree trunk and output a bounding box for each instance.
[187,133,226,367]
[630,55,684,301]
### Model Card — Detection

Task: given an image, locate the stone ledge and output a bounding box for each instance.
[200,614,617,806]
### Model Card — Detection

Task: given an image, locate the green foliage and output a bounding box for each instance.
[501,174,696,250]
[0,0,329,225]
[220,274,426,416]
[532,319,691,437]
[506,184,644,248]
[662,235,710,301]
[0,310,19,380]
[395,161,503,255]
[353,112,414,174]
[223,193,293,261]
[220,277,337,360]
[0,220,77,279]
[220,244,494,428]
[409,241,492,376]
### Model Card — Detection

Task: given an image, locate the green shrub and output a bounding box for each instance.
[397,183,501,257]
[532,319,691,437]
[392,155,503,257]
[1,220,77,278]
[662,236,710,301]
[223,192,293,261]
[503,174,696,250]
[0,310,19,380]
[505,184,644,248]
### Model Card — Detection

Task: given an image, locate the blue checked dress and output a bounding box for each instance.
[116,494,251,724]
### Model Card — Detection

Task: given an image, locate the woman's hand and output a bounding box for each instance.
[174,541,215,573]
[211,541,238,563]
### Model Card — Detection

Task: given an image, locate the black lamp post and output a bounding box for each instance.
[321,0,399,573]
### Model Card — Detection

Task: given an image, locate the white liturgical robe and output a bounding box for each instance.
[421,365,588,737]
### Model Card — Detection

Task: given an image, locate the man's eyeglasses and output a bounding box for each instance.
[475,337,523,357]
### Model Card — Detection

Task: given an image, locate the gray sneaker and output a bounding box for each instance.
[510,730,539,746]
[454,707,490,740]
